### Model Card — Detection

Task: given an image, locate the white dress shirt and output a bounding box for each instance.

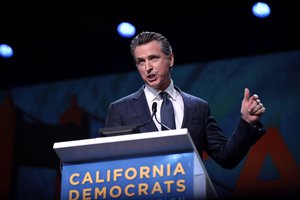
[144,80,184,131]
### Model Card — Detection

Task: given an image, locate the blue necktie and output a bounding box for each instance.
[160,92,176,130]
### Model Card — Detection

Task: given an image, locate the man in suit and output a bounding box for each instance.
[105,31,266,169]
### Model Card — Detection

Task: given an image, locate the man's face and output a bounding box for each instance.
[134,41,174,91]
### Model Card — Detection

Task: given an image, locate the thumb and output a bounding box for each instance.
[243,88,250,102]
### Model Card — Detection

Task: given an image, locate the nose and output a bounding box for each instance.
[145,61,153,71]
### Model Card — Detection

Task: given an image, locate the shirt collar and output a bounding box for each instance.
[144,80,176,101]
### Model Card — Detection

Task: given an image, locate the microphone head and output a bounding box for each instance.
[152,102,157,113]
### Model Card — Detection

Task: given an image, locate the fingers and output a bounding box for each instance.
[250,96,266,115]
[253,102,264,113]
[248,94,259,112]
[251,94,259,101]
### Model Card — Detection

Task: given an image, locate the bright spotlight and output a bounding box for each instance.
[0,44,14,58]
[117,22,136,38]
[252,2,271,18]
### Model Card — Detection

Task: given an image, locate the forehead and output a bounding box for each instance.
[134,40,163,58]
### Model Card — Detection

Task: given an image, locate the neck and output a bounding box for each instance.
[159,78,172,91]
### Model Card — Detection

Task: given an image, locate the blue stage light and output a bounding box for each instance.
[252,2,271,18]
[117,22,136,38]
[0,44,14,58]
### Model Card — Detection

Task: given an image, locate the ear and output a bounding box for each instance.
[169,53,174,67]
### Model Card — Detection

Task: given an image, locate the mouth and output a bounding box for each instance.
[147,73,157,82]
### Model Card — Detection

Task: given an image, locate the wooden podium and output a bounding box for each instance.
[53,128,218,200]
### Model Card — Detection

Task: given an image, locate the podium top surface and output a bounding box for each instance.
[53,128,193,163]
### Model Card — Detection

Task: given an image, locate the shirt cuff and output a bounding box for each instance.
[251,121,266,133]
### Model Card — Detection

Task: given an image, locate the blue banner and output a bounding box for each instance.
[61,152,194,200]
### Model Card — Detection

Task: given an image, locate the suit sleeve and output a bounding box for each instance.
[105,103,122,127]
[204,104,266,169]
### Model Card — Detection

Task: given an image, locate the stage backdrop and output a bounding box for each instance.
[1,50,299,199]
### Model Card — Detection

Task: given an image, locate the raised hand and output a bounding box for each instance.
[240,88,266,124]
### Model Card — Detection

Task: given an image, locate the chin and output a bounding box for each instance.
[148,83,159,90]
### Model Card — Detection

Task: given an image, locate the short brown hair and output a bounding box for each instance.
[130,31,173,59]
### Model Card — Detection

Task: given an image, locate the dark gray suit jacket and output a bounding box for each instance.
[105,85,265,169]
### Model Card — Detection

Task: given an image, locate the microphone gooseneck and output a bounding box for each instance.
[136,102,157,129]
[154,112,171,130]
[153,103,172,131]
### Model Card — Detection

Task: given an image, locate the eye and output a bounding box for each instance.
[149,56,159,63]
[137,60,145,67]
[151,57,159,62]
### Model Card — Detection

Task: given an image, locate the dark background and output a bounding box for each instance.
[1,0,299,89]
[1,1,300,199]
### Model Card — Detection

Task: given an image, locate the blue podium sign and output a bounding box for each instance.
[61,152,194,200]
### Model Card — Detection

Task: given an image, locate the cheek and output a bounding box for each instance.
[161,66,171,75]
[137,67,144,74]
[137,68,147,78]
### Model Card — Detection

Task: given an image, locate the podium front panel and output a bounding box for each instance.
[61,152,197,200]
[54,128,218,199]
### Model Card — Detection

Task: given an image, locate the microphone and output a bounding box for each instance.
[153,107,172,131]
[99,102,158,137]
[135,102,157,130]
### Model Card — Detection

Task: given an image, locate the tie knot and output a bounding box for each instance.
[159,92,169,99]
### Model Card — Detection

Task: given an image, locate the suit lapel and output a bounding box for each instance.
[132,86,158,132]
[176,87,193,128]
